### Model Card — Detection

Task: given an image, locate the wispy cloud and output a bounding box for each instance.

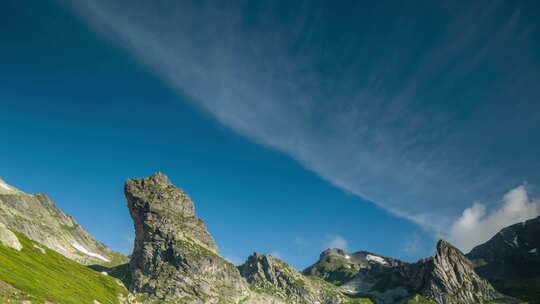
[325,235,348,251]
[65,0,540,247]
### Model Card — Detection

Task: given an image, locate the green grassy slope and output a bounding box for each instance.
[0,230,127,304]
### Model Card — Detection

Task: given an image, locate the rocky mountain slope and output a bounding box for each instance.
[0,177,126,265]
[308,241,516,304]
[124,173,369,304]
[466,216,540,303]
[303,248,406,285]
[240,252,371,304]
[1,172,533,304]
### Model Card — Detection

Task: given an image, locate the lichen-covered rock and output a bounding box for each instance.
[0,177,125,265]
[125,173,249,303]
[0,222,22,251]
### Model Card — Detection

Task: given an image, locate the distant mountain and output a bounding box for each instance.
[303,248,406,285]
[0,173,533,304]
[0,177,127,265]
[304,242,520,304]
[466,216,540,304]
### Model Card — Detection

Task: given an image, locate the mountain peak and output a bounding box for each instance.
[0,178,125,264]
[0,178,21,194]
[125,173,248,303]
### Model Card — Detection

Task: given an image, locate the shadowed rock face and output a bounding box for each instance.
[125,173,248,303]
[467,216,540,279]
[466,216,540,304]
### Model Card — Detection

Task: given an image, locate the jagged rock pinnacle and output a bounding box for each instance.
[125,173,248,303]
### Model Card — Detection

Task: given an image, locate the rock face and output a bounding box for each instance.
[240,253,364,304]
[467,216,540,278]
[0,177,125,265]
[318,240,506,304]
[125,173,370,304]
[0,222,22,251]
[125,173,248,303]
[466,216,540,303]
[401,240,501,304]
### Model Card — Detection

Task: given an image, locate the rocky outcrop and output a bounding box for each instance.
[0,177,125,265]
[0,222,22,251]
[336,240,508,304]
[125,173,249,304]
[401,240,501,304]
[303,248,406,286]
[125,173,371,304]
[240,253,364,304]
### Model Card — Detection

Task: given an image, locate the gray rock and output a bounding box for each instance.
[240,253,359,304]
[402,240,501,304]
[0,222,22,251]
[125,173,368,304]
[0,178,125,265]
[334,240,507,304]
[125,173,249,303]
[466,216,540,304]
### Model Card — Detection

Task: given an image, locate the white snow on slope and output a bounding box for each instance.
[0,180,13,192]
[512,236,519,247]
[530,248,537,254]
[72,242,110,262]
[366,254,388,265]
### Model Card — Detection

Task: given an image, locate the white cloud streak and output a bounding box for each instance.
[65,0,540,245]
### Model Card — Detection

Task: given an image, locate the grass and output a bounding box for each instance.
[0,230,127,304]
[491,279,540,304]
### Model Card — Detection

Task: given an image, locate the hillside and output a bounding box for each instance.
[0,178,127,265]
[0,223,128,304]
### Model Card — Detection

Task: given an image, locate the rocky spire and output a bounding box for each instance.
[403,240,501,304]
[125,173,248,303]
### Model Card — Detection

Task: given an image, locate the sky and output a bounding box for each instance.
[1,0,540,269]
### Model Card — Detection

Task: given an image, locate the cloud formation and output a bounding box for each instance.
[65,0,540,245]
[325,235,348,251]
[449,185,540,252]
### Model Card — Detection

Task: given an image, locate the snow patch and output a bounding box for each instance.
[72,243,110,262]
[345,254,351,260]
[530,248,537,254]
[512,236,519,247]
[366,254,388,265]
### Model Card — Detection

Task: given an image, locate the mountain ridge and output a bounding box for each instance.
[0,173,535,304]
[0,177,127,265]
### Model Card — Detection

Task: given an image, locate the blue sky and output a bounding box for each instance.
[1,0,540,269]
